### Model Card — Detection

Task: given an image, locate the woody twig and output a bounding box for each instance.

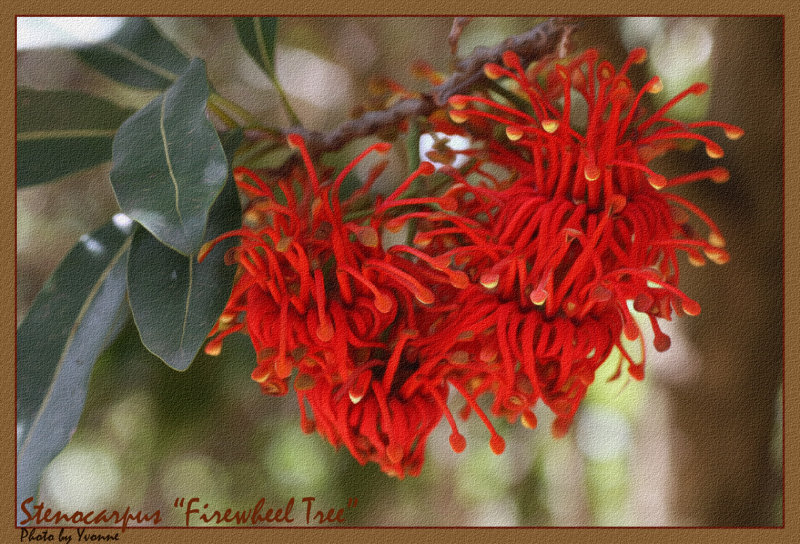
[281,17,577,158]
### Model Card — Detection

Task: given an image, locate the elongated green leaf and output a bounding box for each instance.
[233,17,278,76]
[127,131,242,371]
[16,89,136,188]
[17,219,133,523]
[111,58,227,256]
[16,217,134,433]
[76,17,189,90]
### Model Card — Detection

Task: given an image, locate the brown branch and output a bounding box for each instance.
[448,17,473,56]
[282,17,577,157]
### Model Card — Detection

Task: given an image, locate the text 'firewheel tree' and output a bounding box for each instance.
[17,16,743,506]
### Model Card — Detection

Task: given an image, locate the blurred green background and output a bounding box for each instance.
[16,16,783,526]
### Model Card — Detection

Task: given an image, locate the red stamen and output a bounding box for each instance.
[286,134,321,192]
[449,380,506,455]
[382,330,416,393]
[313,269,334,341]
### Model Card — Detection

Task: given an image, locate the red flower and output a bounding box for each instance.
[206,46,741,475]
[409,47,741,437]
[297,365,446,477]
[204,135,467,477]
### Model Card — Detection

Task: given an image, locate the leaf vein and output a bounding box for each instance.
[178,257,194,357]
[159,94,183,225]
[253,18,274,75]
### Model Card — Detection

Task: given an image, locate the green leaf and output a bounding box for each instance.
[111,58,227,256]
[16,88,136,188]
[76,17,189,90]
[232,17,299,125]
[17,219,133,522]
[126,131,242,371]
[233,17,278,76]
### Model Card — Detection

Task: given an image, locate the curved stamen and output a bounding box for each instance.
[382,330,417,393]
[376,162,436,213]
[286,134,322,192]
[449,380,506,455]
[431,387,466,453]
[364,259,435,304]
[637,83,708,134]
[313,269,334,341]
[662,193,726,247]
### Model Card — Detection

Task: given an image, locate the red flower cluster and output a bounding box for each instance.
[204,135,464,477]
[206,47,741,476]
[407,47,742,437]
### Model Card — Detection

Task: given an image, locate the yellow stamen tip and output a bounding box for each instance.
[386,218,405,233]
[704,247,730,265]
[541,119,560,133]
[198,240,215,261]
[647,174,667,190]
[529,288,547,306]
[448,96,469,110]
[413,234,432,248]
[251,365,270,383]
[724,126,745,140]
[706,143,724,159]
[648,174,668,190]
[217,320,232,333]
[483,63,503,80]
[415,288,435,305]
[204,342,222,357]
[710,168,730,184]
[688,253,706,267]
[683,299,702,316]
[521,410,538,429]
[647,76,663,94]
[243,209,263,227]
[584,164,601,182]
[449,110,469,124]
[708,232,726,248]
[480,273,500,289]
[505,125,524,141]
